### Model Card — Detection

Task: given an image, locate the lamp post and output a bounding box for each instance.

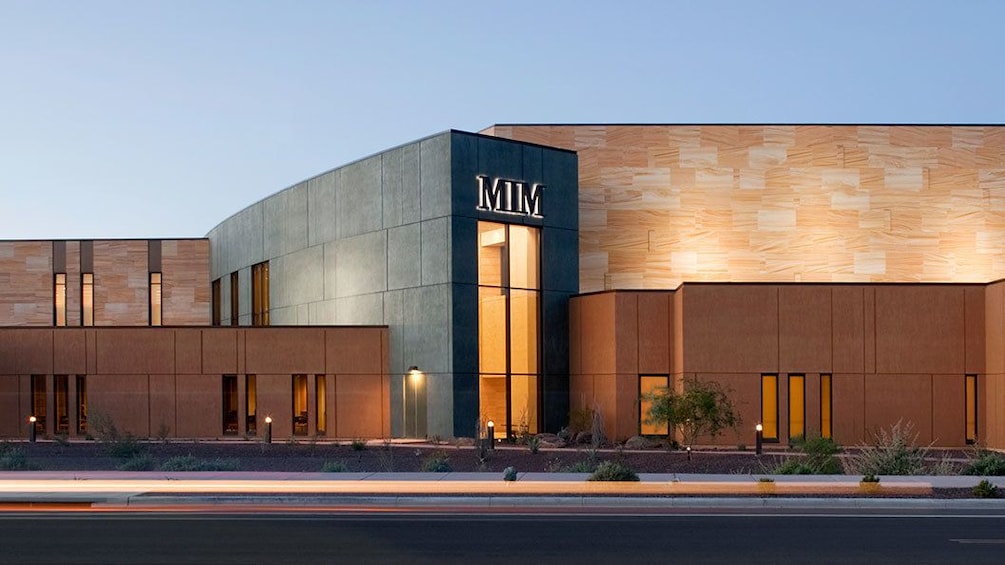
[755,423,763,455]
[486,420,495,451]
[265,416,273,445]
[28,416,37,443]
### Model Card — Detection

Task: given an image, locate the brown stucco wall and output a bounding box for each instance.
[0,326,389,440]
[986,280,1005,448]
[572,283,993,447]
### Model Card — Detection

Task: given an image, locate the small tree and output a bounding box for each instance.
[644,378,739,451]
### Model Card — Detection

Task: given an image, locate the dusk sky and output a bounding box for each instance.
[3,0,1004,239]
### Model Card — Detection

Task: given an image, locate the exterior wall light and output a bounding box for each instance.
[28,416,37,443]
[265,416,273,444]
[755,423,763,455]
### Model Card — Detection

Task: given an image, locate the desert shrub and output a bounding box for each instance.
[118,455,156,471]
[972,479,1000,498]
[963,451,1005,476]
[503,466,518,481]
[321,460,349,473]
[420,451,452,472]
[159,455,240,472]
[775,436,843,474]
[526,436,541,454]
[563,459,599,473]
[774,458,815,475]
[567,408,595,436]
[588,460,639,482]
[846,420,929,476]
[350,438,367,451]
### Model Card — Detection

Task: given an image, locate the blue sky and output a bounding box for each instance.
[2,0,1004,239]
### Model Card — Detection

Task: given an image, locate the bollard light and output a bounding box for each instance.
[486,420,495,450]
[265,416,273,445]
[755,423,763,456]
[686,445,692,461]
[28,416,37,443]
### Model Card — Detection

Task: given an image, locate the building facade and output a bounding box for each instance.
[1,125,1003,448]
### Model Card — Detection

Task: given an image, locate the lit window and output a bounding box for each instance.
[211,279,221,326]
[222,375,238,435]
[149,272,162,326]
[966,374,977,444]
[820,374,832,439]
[316,375,327,436]
[76,375,87,434]
[31,375,46,434]
[788,374,805,441]
[230,272,239,326]
[292,374,308,436]
[54,273,66,326]
[55,375,69,435]
[81,273,94,326]
[246,375,257,434]
[761,374,778,441]
[252,262,269,326]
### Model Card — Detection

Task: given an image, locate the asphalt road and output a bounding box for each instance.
[1,510,1004,564]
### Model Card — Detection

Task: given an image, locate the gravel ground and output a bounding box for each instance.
[1,439,973,476]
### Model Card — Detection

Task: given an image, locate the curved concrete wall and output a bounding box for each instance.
[207,130,579,437]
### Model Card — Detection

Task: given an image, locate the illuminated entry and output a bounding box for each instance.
[476,175,544,218]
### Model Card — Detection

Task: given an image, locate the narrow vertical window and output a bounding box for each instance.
[966,374,977,445]
[149,272,162,326]
[81,273,94,326]
[761,374,778,441]
[55,375,69,435]
[230,272,239,326]
[31,375,46,434]
[820,374,832,440]
[252,261,270,326]
[245,375,257,434]
[54,273,67,326]
[211,279,221,326]
[292,374,308,436]
[222,375,238,435]
[639,375,669,436]
[76,375,87,434]
[316,375,327,436]
[788,374,805,441]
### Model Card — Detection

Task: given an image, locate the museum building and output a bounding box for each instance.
[2,125,1004,449]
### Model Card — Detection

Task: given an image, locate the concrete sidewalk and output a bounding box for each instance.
[0,471,1003,503]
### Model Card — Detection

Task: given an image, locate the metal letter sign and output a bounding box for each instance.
[476,175,544,218]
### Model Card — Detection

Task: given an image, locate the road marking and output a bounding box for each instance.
[950,539,1005,544]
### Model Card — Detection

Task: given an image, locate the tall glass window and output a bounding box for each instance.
[788,374,805,441]
[55,375,69,435]
[230,272,239,326]
[820,374,832,440]
[252,261,270,326]
[761,374,778,441]
[316,375,327,436]
[477,222,540,438]
[31,375,46,434]
[81,273,94,326]
[292,374,308,436]
[222,375,238,435]
[966,374,977,444]
[76,375,87,434]
[211,279,221,326]
[54,273,67,326]
[149,272,162,326]
[246,375,257,434]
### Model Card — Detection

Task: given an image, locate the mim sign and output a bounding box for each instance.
[476,175,544,218]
